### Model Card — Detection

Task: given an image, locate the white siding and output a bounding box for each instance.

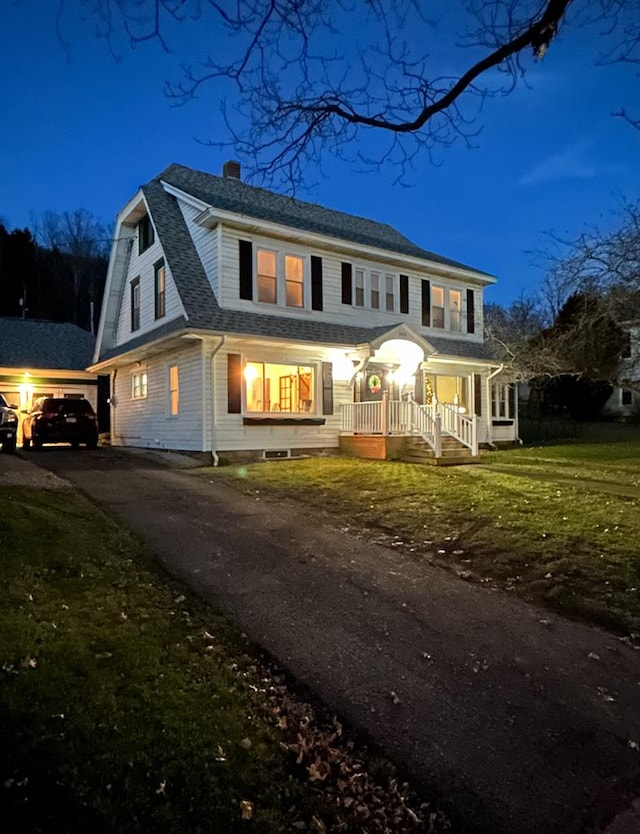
[115,232,186,347]
[177,200,219,298]
[218,226,485,348]
[111,343,204,451]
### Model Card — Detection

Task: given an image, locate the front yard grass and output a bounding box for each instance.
[0,486,437,833]
[211,439,640,636]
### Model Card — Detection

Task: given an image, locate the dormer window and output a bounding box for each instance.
[138,214,154,255]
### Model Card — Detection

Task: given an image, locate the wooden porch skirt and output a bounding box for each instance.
[339,434,406,461]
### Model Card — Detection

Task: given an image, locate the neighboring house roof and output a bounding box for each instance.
[0,317,96,370]
[156,163,495,278]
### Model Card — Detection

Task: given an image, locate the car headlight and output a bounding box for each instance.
[1,411,18,425]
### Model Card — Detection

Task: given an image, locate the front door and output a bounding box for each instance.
[359,365,398,402]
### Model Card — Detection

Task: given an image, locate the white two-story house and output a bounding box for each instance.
[91,162,517,463]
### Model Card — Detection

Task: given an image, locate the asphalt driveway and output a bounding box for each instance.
[14,447,640,834]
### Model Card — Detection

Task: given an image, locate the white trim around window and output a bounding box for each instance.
[131,369,148,399]
[255,245,307,309]
[354,266,396,312]
[244,360,317,414]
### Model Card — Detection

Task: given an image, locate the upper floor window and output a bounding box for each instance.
[370,272,380,309]
[285,255,304,308]
[385,274,395,312]
[257,249,278,304]
[154,259,166,320]
[432,286,445,329]
[450,289,462,332]
[130,277,140,332]
[138,215,154,255]
[355,268,365,307]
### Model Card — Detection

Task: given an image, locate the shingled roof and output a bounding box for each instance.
[120,179,494,365]
[155,163,494,278]
[0,318,96,370]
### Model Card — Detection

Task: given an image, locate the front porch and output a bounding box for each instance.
[339,394,480,465]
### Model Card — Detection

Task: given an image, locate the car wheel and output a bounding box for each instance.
[1,438,16,454]
[86,437,98,450]
[71,441,80,449]
[22,438,31,450]
[32,438,42,451]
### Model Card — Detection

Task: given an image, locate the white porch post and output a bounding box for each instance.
[381,390,389,435]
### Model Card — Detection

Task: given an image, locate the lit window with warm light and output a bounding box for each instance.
[450,289,462,331]
[169,365,179,415]
[244,361,314,413]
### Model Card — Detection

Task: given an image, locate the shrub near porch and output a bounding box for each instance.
[212,444,640,636]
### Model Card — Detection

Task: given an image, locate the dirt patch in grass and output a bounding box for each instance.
[0,486,447,834]
[205,451,640,636]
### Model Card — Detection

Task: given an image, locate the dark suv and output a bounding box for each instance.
[0,394,18,453]
[22,397,99,450]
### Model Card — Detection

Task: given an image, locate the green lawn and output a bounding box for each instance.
[0,486,436,833]
[209,438,640,636]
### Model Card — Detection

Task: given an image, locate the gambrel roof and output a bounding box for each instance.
[95,166,495,365]
[0,317,95,370]
[157,164,494,277]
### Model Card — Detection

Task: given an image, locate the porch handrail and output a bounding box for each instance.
[439,401,478,456]
[408,400,441,456]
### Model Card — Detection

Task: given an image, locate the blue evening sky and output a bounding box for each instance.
[1,1,638,306]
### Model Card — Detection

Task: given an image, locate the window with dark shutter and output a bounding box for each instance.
[341,262,352,305]
[227,354,242,413]
[322,361,334,414]
[399,275,409,314]
[239,240,253,300]
[421,280,431,327]
[473,374,482,416]
[466,288,475,334]
[311,256,323,311]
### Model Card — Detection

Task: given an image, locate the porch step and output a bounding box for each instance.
[402,435,481,467]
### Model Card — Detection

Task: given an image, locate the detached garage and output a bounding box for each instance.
[0,318,100,442]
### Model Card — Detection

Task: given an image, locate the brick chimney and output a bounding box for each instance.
[222,160,241,180]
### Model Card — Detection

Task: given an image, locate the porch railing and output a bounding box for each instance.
[408,400,441,456]
[341,395,478,457]
[439,401,478,456]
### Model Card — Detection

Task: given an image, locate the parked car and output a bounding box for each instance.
[22,397,99,450]
[0,394,18,453]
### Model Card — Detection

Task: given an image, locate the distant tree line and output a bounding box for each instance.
[0,210,110,333]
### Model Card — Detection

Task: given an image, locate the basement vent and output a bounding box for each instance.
[263,449,291,460]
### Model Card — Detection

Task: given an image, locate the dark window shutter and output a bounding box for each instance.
[341,262,352,305]
[466,288,475,334]
[311,256,323,311]
[414,370,424,404]
[508,384,516,419]
[239,240,253,300]
[399,274,409,314]
[421,280,431,327]
[473,374,482,416]
[227,353,242,413]
[322,361,334,415]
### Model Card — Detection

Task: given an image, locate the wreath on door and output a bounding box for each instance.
[367,373,382,394]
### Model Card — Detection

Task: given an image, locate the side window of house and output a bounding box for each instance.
[622,389,633,406]
[130,277,140,332]
[154,260,166,320]
[492,384,515,420]
[432,286,445,328]
[370,272,380,309]
[385,274,395,311]
[354,269,365,307]
[132,371,148,399]
[138,214,154,255]
[168,365,179,416]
